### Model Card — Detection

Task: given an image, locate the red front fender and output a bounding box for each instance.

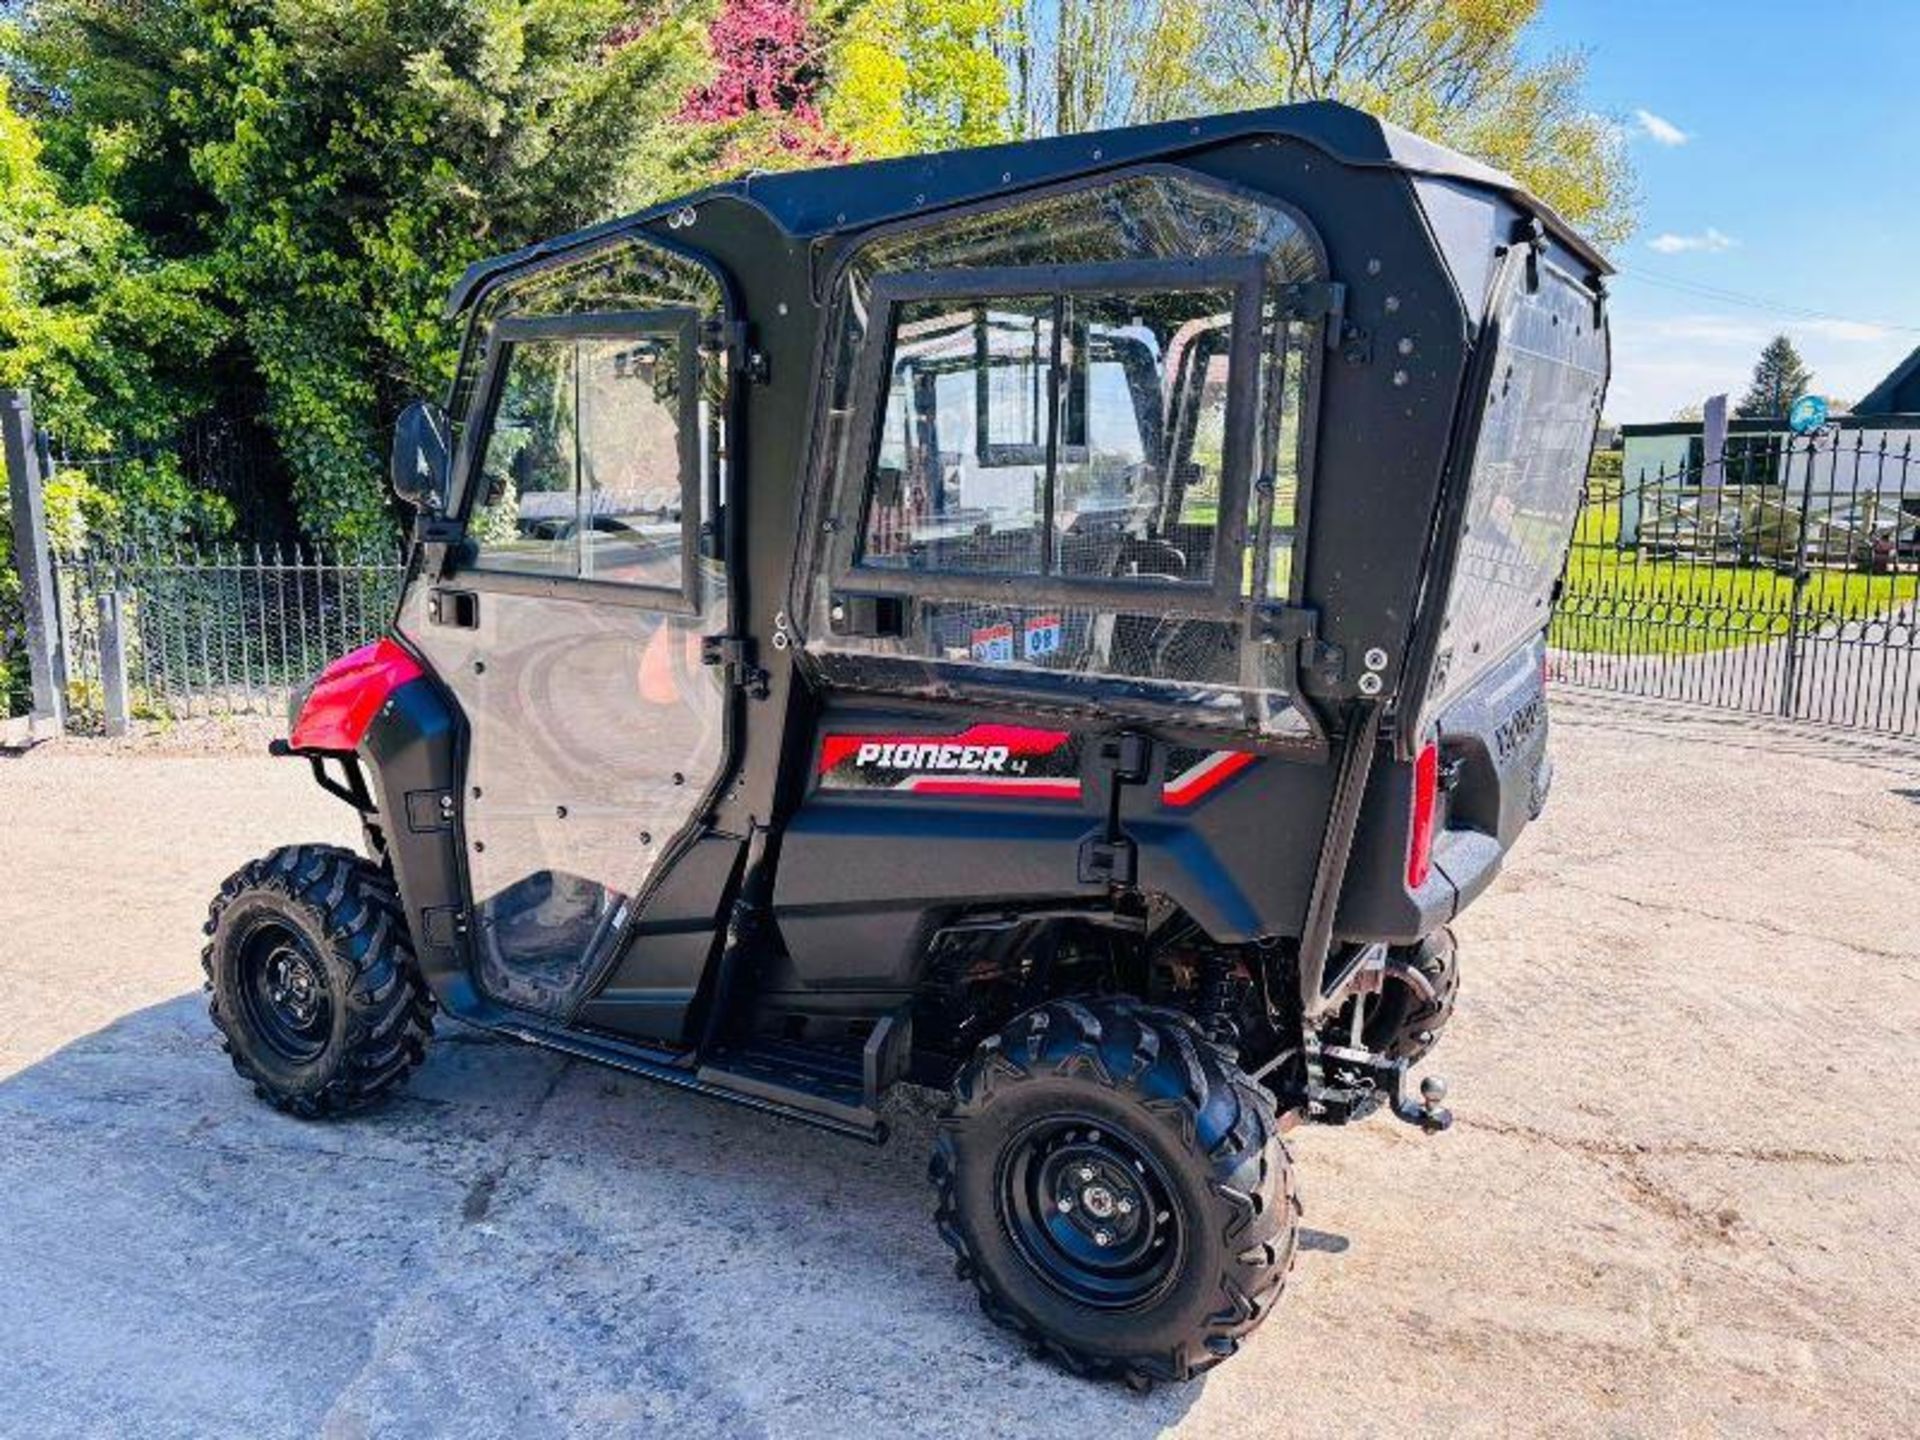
[288,637,425,753]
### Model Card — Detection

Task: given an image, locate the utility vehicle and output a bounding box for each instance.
[204,100,1608,1385]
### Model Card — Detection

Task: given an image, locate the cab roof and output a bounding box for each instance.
[448,99,1610,317]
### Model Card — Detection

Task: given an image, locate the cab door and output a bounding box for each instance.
[396,308,733,1022]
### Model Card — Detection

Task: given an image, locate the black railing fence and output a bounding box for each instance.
[1550,428,1919,736]
[52,543,407,729]
[11,377,1919,739]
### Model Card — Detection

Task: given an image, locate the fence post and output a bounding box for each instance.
[1780,434,1821,719]
[98,589,132,737]
[2,389,66,735]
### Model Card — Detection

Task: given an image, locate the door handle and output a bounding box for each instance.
[428,588,479,628]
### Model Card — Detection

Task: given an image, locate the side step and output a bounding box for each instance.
[489,1018,889,1145]
[701,1039,870,1131]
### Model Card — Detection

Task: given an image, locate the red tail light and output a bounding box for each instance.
[1407,738,1440,890]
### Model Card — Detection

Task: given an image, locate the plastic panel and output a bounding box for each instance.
[1423,261,1607,718]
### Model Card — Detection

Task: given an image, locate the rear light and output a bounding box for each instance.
[1407,738,1439,890]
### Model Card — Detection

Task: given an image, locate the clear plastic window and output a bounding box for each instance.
[859,285,1236,586]
[579,335,686,589]
[470,332,689,591]
[863,297,1052,574]
[1423,261,1607,717]
[803,171,1324,739]
[473,342,578,577]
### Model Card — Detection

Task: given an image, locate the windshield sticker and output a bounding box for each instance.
[969,622,1016,664]
[1022,614,1063,659]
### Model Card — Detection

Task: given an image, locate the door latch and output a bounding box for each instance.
[428,588,479,628]
[701,635,769,699]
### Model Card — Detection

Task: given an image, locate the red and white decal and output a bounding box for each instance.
[1161,749,1258,807]
[818,723,1083,801]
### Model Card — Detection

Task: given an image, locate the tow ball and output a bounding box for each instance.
[1313,1044,1454,1133]
[1395,1071,1454,1135]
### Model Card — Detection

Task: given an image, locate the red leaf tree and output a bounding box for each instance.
[681,0,848,163]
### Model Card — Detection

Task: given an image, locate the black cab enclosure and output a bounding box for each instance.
[210,100,1608,1385]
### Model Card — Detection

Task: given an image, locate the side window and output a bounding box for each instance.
[858,286,1235,586]
[473,341,578,577]
[863,296,1051,575]
[801,176,1327,740]
[468,321,693,596]
[578,334,685,589]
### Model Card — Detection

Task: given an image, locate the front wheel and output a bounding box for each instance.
[202,844,434,1117]
[931,997,1298,1386]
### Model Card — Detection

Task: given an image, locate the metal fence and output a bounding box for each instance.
[52,543,407,731]
[1550,428,1920,736]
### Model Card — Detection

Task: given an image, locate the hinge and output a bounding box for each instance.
[1283,280,1367,361]
[413,512,463,546]
[1282,279,1346,329]
[701,635,769,698]
[1255,605,1344,687]
[704,318,770,384]
[1512,215,1546,292]
[1091,731,1151,784]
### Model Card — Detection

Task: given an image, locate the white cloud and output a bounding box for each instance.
[1605,308,1915,422]
[1800,318,1891,343]
[1635,314,1891,348]
[1632,109,1691,146]
[1647,227,1738,254]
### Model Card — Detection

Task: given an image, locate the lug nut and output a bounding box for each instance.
[1078,1166,1095,1182]
[1115,1198,1133,1216]
[1057,1197,1073,1212]
[1094,1230,1113,1247]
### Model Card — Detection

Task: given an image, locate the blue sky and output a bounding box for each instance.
[1527,0,1920,421]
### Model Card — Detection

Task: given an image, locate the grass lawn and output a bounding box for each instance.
[1554,492,1917,655]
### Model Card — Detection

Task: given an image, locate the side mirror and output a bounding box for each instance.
[391,400,452,513]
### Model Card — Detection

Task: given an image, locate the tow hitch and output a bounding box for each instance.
[1309,1042,1454,1134]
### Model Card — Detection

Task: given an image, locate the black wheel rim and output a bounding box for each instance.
[997,1114,1183,1310]
[235,918,334,1064]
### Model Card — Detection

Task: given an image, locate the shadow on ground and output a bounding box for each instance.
[0,996,1221,1438]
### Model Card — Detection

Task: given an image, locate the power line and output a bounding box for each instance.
[1615,265,1920,336]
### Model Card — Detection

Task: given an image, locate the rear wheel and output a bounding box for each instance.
[203,844,434,1117]
[1335,928,1458,1064]
[931,997,1298,1386]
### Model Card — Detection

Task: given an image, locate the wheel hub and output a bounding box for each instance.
[999,1117,1182,1309]
[236,919,334,1064]
[266,947,323,1027]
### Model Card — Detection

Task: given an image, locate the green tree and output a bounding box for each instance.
[0,71,232,537]
[995,0,1209,136]
[994,0,1635,249]
[1735,334,1813,419]
[826,0,1012,155]
[12,0,713,542]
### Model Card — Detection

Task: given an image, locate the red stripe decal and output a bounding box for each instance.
[904,776,1083,800]
[1162,750,1257,807]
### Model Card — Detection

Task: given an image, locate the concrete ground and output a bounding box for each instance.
[1,691,1916,1438]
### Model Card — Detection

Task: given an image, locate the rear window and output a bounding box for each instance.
[859,285,1236,586]
[1422,259,1607,718]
